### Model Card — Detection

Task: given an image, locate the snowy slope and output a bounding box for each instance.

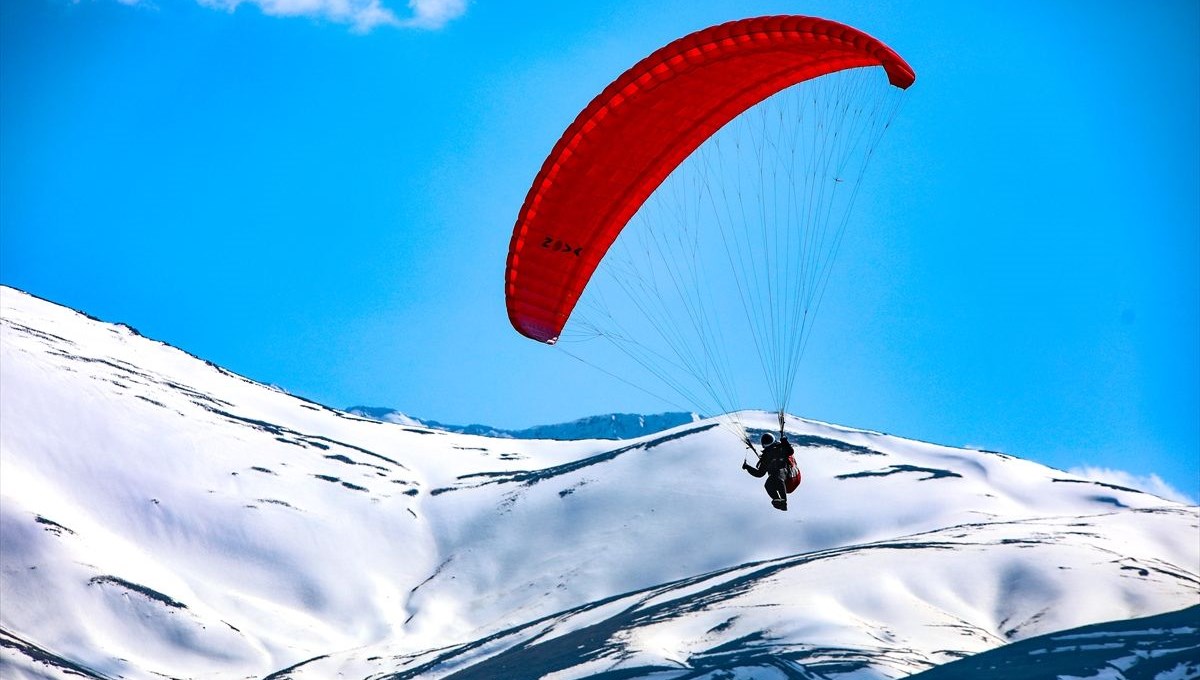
[1,285,1197,680]
[908,604,1199,680]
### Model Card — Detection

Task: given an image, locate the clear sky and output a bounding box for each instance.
[2,0,1197,500]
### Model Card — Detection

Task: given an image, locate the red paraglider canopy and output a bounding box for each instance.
[505,15,915,344]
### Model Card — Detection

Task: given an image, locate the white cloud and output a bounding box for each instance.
[191,0,467,32]
[402,0,467,29]
[1068,466,1197,505]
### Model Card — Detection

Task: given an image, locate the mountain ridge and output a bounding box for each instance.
[345,406,701,441]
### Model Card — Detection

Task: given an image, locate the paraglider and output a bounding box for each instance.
[506,15,913,343]
[505,15,915,508]
[741,431,802,511]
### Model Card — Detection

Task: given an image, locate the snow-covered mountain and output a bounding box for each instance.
[345,406,700,441]
[1,285,1197,680]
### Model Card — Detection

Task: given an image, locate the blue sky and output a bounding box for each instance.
[2,0,1197,500]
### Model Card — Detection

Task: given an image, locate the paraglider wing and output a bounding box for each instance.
[505,15,915,344]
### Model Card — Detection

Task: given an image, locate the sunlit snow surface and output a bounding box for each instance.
[1,285,1197,679]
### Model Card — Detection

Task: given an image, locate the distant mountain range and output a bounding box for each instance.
[345,406,700,440]
[2,285,1197,680]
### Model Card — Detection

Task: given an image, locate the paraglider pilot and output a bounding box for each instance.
[742,432,796,511]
